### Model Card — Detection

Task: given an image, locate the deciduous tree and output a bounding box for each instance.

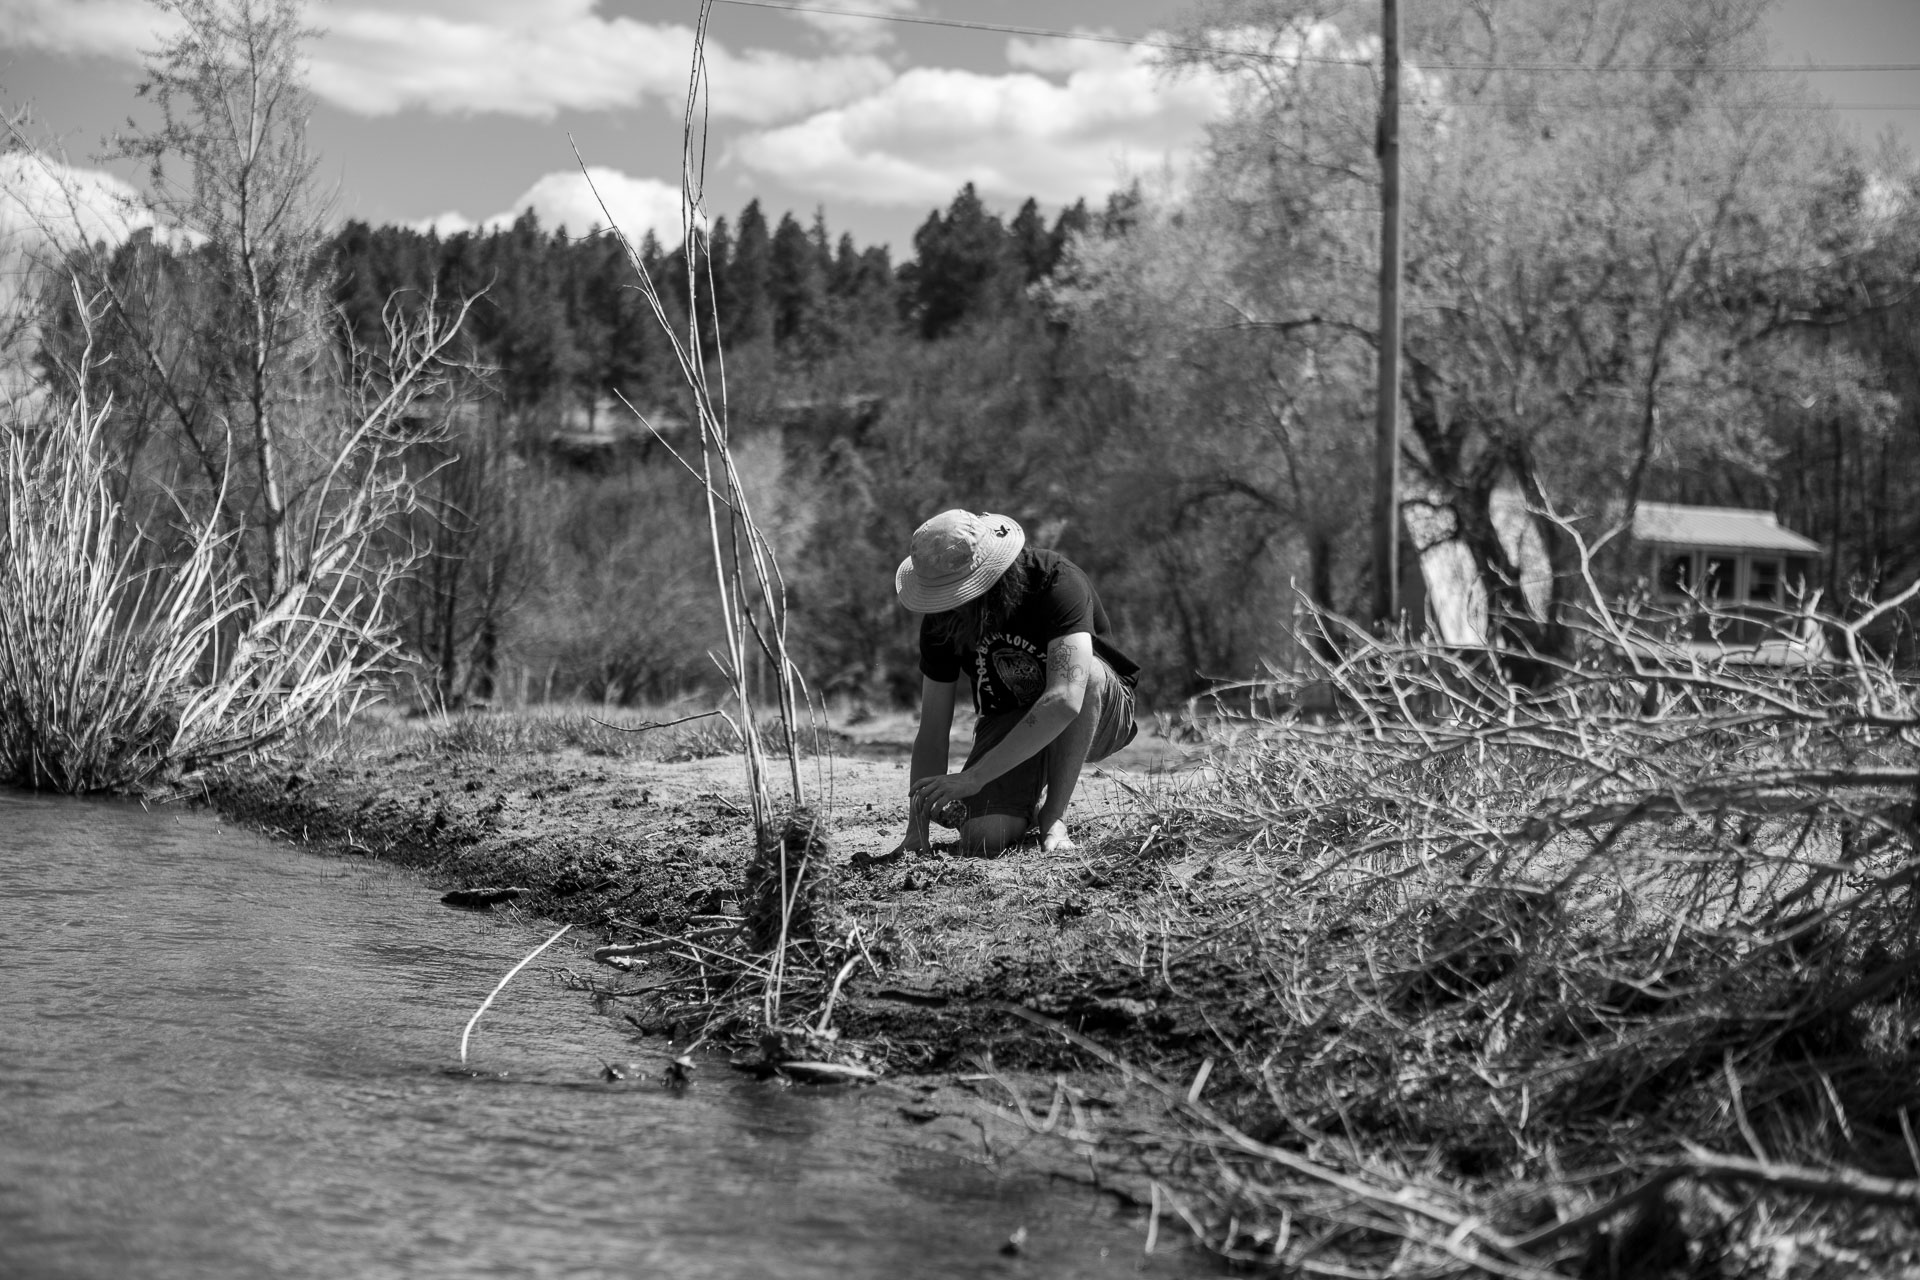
[1176,0,1917,651]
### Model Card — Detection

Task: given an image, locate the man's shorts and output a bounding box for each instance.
[960,655,1138,823]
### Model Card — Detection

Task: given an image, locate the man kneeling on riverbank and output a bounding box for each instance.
[883,510,1139,858]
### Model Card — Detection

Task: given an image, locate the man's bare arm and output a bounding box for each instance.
[918,633,1091,801]
[886,676,957,856]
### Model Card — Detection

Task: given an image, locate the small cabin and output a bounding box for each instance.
[1632,502,1824,650]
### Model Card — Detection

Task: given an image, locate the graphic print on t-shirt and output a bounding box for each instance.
[918,548,1140,710]
[977,632,1046,711]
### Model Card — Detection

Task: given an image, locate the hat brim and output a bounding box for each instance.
[895,517,1025,614]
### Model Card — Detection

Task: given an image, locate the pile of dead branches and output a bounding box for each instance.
[570,805,885,1082]
[1079,550,1920,1275]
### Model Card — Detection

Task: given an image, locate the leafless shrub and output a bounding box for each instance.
[1069,525,1919,1275]
[574,0,870,1065]
[0,286,470,792]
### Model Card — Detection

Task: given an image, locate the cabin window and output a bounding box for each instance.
[1747,558,1781,604]
[1703,555,1735,601]
[1657,553,1693,597]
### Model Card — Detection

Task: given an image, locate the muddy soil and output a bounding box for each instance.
[204,711,1225,1078]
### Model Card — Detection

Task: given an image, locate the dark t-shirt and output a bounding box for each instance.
[918,548,1140,716]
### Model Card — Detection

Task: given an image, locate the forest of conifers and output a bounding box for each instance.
[33,0,1920,713]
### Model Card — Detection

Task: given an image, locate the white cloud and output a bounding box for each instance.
[0,154,156,351]
[0,0,179,62]
[1004,33,1133,75]
[312,2,894,122]
[0,152,153,254]
[417,167,690,244]
[729,41,1232,210]
[411,210,478,237]
[3,0,895,124]
[784,0,918,54]
[698,41,896,125]
[510,167,689,240]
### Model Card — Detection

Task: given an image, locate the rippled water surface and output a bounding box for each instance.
[0,792,1168,1279]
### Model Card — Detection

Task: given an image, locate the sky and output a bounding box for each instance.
[1,0,1917,257]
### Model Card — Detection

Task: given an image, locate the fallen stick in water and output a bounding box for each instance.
[460,924,574,1065]
[442,886,528,910]
[778,1060,877,1085]
[592,925,739,964]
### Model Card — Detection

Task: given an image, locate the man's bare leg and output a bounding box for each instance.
[1034,682,1104,853]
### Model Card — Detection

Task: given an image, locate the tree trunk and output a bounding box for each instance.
[470,613,498,704]
[1305,529,1339,660]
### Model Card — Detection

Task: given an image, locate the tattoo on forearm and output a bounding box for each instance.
[1047,646,1089,688]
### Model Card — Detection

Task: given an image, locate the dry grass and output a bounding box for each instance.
[1,230,470,794]
[0,389,387,791]
[297,699,861,773]
[1028,558,1920,1275]
[301,702,768,764]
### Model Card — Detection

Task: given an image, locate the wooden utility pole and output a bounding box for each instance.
[1371,0,1404,626]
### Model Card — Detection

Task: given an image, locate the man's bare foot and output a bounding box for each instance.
[1040,820,1075,853]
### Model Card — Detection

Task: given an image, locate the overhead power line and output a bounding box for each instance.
[711,0,1920,75]
[712,0,1369,65]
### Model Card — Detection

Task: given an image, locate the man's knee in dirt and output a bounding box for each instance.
[959,813,1026,856]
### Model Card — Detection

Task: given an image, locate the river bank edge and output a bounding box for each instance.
[188,708,1920,1278]
[196,717,1228,1263]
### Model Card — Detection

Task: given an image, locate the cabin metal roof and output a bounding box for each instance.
[1632,502,1824,554]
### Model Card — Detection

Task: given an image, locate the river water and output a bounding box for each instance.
[0,792,1174,1279]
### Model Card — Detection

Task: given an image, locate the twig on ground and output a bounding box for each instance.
[586,710,731,735]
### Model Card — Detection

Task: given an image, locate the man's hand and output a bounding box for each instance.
[910,770,983,813]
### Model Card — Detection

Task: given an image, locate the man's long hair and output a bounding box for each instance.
[928,557,1029,655]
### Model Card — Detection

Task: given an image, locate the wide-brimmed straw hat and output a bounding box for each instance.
[894,509,1025,614]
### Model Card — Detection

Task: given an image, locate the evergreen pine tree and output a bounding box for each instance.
[1009,197,1054,284]
[769,211,825,351]
[907,183,1019,340]
[726,199,772,347]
